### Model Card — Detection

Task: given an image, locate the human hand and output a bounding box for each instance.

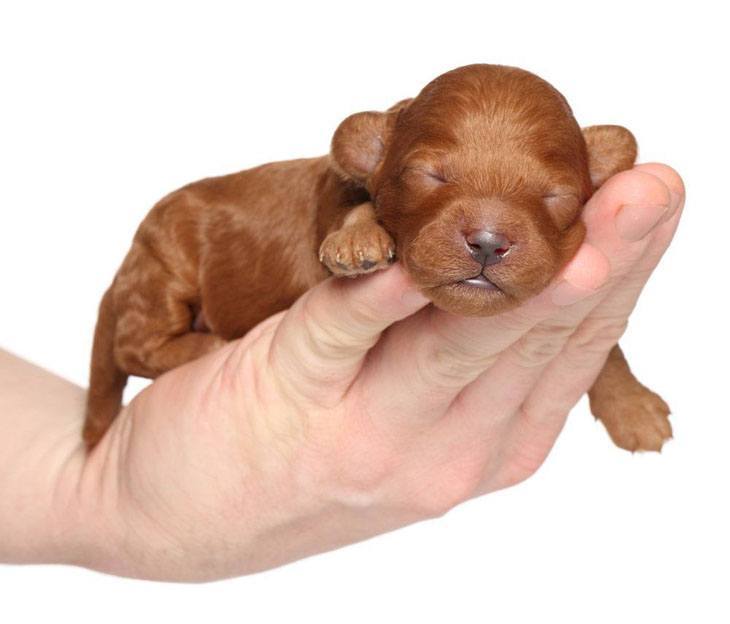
[59,164,683,581]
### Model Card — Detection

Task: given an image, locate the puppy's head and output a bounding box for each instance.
[331,64,636,315]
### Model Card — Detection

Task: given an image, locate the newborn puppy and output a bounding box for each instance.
[84,64,672,452]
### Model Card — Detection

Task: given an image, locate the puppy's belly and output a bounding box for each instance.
[200,283,308,340]
[199,260,327,340]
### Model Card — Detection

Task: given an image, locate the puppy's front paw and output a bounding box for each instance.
[319,223,395,277]
[591,386,672,452]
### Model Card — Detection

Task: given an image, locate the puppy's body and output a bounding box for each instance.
[124,158,337,341]
[85,64,672,451]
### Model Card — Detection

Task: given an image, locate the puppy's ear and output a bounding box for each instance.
[330,100,411,186]
[330,112,390,185]
[582,125,637,188]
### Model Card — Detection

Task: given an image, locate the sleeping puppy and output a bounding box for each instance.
[84,64,672,452]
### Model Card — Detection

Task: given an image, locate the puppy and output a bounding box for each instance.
[84,64,672,452]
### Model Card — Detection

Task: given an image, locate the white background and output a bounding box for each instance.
[1,1,728,622]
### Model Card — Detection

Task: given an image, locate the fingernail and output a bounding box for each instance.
[550,280,597,306]
[616,203,670,241]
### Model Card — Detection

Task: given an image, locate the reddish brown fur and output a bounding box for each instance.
[84,64,671,452]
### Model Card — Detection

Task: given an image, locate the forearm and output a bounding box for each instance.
[0,349,88,564]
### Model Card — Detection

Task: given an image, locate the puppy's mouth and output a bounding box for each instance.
[413,263,516,315]
[459,273,500,291]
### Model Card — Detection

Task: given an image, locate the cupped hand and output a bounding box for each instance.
[70,164,684,581]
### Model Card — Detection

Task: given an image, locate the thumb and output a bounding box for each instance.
[269,264,429,402]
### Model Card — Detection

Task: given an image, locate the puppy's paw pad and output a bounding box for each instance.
[595,388,672,453]
[319,224,395,276]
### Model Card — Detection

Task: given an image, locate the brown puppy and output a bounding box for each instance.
[84,64,672,452]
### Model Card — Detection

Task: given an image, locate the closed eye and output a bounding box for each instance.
[543,190,576,200]
[423,170,449,184]
[402,166,450,186]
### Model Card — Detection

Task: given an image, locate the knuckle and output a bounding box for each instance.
[498,407,560,488]
[417,478,481,518]
[401,463,485,519]
[418,341,497,390]
[298,294,354,359]
[570,317,628,354]
[347,295,384,330]
[513,322,575,367]
[419,319,499,389]
[501,449,550,489]
[317,439,399,510]
[304,316,350,361]
[315,423,486,521]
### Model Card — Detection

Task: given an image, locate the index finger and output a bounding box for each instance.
[268,263,428,406]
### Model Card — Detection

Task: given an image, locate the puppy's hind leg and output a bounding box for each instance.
[86,323,224,448]
[112,279,227,380]
[588,344,672,452]
[84,251,226,448]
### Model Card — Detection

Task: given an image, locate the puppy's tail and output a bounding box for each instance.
[83,286,127,449]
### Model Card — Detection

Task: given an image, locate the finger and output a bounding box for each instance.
[451,167,676,431]
[269,263,428,404]
[357,241,611,428]
[499,165,684,471]
[522,164,683,370]
[361,167,675,424]
[519,164,684,411]
[587,163,684,319]
[509,166,680,351]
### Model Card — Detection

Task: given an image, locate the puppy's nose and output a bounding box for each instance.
[465,230,512,266]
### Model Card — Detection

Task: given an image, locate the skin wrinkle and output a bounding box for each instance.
[84,63,671,454]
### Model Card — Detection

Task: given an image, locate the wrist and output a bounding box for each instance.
[0,350,99,567]
[0,421,92,566]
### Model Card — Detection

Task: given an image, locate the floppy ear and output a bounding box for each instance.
[330,111,390,185]
[582,125,638,188]
[330,99,411,186]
